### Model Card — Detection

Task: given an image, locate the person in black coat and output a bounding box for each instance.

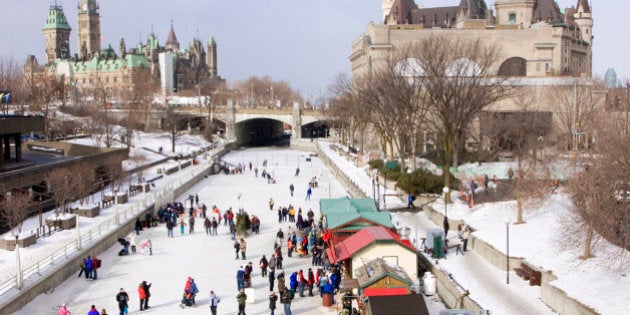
[142,281,152,309]
[269,291,278,315]
[268,268,275,292]
[115,288,129,315]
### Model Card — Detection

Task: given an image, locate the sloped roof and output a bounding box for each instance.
[366,294,429,315]
[577,0,591,13]
[354,257,413,288]
[43,5,71,30]
[532,0,565,24]
[329,226,416,263]
[320,197,391,229]
[165,25,180,50]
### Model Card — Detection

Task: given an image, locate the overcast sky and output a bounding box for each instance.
[0,0,623,98]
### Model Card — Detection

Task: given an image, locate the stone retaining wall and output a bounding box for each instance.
[0,159,216,314]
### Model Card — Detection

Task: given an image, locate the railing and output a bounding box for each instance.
[0,163,204,297]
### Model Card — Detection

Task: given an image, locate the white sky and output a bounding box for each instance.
[0,129,627,314]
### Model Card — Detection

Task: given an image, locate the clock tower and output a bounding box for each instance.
[77,0,101,59]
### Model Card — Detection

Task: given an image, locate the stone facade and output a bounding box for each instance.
[350,0,595,151]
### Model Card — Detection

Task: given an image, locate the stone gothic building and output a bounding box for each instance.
[30,0,223,103]
[351,0,595,151]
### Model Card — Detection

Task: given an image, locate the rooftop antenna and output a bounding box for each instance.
[151,23,155,36]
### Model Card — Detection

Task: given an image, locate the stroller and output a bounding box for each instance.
[117,238,130,256]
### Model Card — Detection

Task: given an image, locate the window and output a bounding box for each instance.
[508,13,516,24]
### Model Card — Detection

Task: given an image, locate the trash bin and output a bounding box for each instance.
[422,272,436,296]
[322,293,332,306]
[432,234,443,258]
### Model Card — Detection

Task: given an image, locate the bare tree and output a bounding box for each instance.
[0,56,25,113]
[328,73,370,152]
[564,105,629,266]
[0,189,33,237]
[483,87,554,223]
[549,80,605,151]
[416,36,511,198]
[163,102,181,153]
[46,168,80,216]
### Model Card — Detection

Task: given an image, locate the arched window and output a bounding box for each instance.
[498,57,527,77]
[445,58,481,77]
[394,58,424,77]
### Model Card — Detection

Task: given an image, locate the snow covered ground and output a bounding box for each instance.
[2,131,628,314]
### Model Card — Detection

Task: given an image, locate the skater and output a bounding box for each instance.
[58,303,71,315]
[407,194,416,209]
[269,197,274,211]
[84,256,93,279]
[77,257,87,278]
[236,289,247,315]
[260,255,269,277]
[269,268,276,292]
[166,219,174,238]
[91,256,99,280]
[87,305,99,315]
[269,291,278,315]
[179,218,187,235]
[128,233,136,254]
[115,288,129,315]
[305,186,312,201]
[188,216,195,234]
[234,239,241,259]
[141,281,151,310]
[237,266,246,290]
[138,282,147,311]
[240,238,247,260]
[204,217,211,235]
[295,167,300,177]
[212,218,218,235]
[289,183,294,197]
[209,290,220,315]
[280,288,293,315]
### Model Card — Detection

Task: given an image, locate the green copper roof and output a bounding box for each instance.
[43,5,71,30]
[67,54,150,74]
[320,197,392,229]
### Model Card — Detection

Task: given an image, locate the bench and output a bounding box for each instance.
[102,196,115,208]
[129,185,142,196]
[514,263,542,286]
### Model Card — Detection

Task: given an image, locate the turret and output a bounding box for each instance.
[207,36,218,78]
[43,4,72,64]
[574,0,593,45]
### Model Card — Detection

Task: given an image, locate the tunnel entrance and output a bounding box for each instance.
[236,118,290,147]
[301,121,330,138]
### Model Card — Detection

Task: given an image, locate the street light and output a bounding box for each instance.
[374,169,380,211]
[506,220,511,284]
[383,169,387,211]
[443,187,449,237]
[407,169,412,209]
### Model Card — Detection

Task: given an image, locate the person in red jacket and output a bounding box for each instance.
[91,256,99,280]
[138,283,147,311]
[307,268,315,296]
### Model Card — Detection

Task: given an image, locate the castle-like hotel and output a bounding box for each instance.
[353,0,592,78]
[350,0,594,151]
[26,0,222,99]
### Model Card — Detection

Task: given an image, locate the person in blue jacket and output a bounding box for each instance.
[85,256,93,279]
[236,266,245,290]
[289,272,298,292]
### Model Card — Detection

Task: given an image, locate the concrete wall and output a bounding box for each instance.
[541,283,598,315]
[0,155,220,314]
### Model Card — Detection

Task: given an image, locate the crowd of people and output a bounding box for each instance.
[59,157,345,315]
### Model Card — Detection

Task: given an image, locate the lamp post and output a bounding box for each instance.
[375,169,380,211]
[506,220,510,284]
[76,210,81,250]
[383,169,387,211]
[443,187,449,237]
[407,169,412,208]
